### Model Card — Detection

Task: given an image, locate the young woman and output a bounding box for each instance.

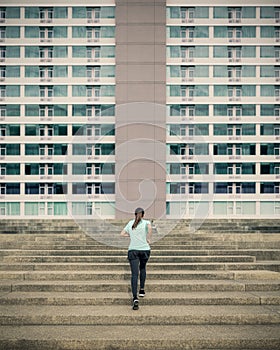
[120,207,152,310]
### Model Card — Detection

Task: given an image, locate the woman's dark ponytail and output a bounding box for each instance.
[132,208,144,229]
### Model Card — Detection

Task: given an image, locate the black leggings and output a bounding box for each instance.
[128,250,150,299]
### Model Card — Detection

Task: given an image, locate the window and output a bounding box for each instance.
[182,66,194,79]
[94,87,100,97]
[40,46,53,59]
[0,125,5,136]
[86,105,93,117]
[228,86,241,98]
[181,8,193,20]
[39,144,54,156]
[94,67,100,78]
[0,47,5,58]
[40,66,53,79]
[276,47,280,60]
[214,182,254,194]
[40,86,53,98]
[0,164,6,176]
[168,26,208,39]
[0,86,5,98]
[87,27,100,40]
[168,7,208,19]
[169,46,208,60]
[40,7,53,20]
[0,67,5,79]
[228,7,241,21]
[228,46,241,60]
[0,27,5,39]
[86,7,101,20]
[214,143,255,156]
[86,144,94,156]
[228,27,242,39]
[261,182,280,194]
[86,86,93,98]
[40,27,53,40]
[228,125,241,136]
[39,164,53,175]
[227,105,242,117]
[260,26,279,38]
[0,144,5,156]
[276,27,280,40]
[228,66,241,80]
[39,125,53,137]
[87,46,100,59]
[0,105,6,116]
[177,106,195,117]
[183,27,193,39]
[40,105,54,117]
[0,8,6,20]
[95,145,101,156]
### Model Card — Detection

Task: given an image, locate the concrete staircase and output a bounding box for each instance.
[0,219,280,350]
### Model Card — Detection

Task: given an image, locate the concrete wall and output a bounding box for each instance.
[115,0,167,219]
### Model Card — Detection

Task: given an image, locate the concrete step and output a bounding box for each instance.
[1,279,280,293]
[1,291,280,306]
[3,241,279,251]
[1,249,279,260]
[1,262,280,273]
[192,233,280,241]
[1,324,280,350]
[1,304,280,326]
[0,255,257,264]
[1,232,279,242]
[0,222,279,350]
[3,241,280,249]
[2,270,280,282]
[0,250,280,263]
[0,269,279,282]
[0,243,239,250]
[5,260,274,273]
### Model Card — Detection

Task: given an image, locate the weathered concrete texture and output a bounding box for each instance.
[1,325,280,350]
[0,219,280,349]
[1,304,280,325]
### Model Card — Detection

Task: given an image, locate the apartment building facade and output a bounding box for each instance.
[0,0,279,219]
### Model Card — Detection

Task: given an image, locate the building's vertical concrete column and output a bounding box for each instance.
[115,0,166,219]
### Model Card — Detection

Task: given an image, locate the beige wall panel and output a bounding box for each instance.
[155,65,166,82]
[127,5,155,23]
[154,84,166,104]
[125,84,155,102]
[154,124,166,141]
[126,161,156,179]
[155,25,166,43]
[117,25,161,44]
[126,45,155,62]
[155,45,166,62]
[116,0,166,219]
[115,4,128,24]
[116,65,156,83]
[115,83,128,103]
[116,0,165,4]
[154,4,166,23]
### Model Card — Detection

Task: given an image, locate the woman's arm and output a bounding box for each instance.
[147,223,152,244]
[120,229,129,237]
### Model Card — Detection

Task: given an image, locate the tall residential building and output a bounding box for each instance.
[0,0,279,219]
